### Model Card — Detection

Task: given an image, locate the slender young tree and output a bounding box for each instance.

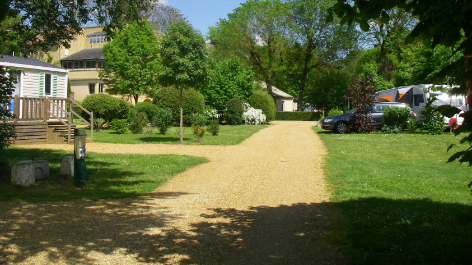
[158,21,208,142]
[100,20,160,104]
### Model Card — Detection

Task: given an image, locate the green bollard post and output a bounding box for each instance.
[74,129,89,188]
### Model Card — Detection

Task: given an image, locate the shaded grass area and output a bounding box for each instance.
[90,125,266,145]
[0,148,208,202]
[315,128,472,265]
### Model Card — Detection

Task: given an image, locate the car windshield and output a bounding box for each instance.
[347,109,356,114]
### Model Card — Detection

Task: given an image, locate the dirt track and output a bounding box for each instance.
[0,121,347,264]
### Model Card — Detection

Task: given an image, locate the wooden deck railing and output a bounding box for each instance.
[6,95,93,143]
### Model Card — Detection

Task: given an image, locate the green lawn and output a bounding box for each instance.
[315,128,472,265]
[90,124,266,145]
[1,148,208,202]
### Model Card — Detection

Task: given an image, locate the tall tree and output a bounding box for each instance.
[208,0,291,94]
[140,2,187,35]
[100,20,160,104]
[203,57,258,112]
[158,21,208,142]
[285,0,359,110]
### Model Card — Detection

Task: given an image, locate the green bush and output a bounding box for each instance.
[153,108,173,135]
[109,119,128,134]
[327,108,343,117]
[93,118,106,132]
[407,118,420,133]
[129,112,149,134]
[82,94,130,123]
[127,106,137,124]
[192,124,205,142]
[275,111,321,121]
[381,106,412,133]
[152,87,205,125]
[207,120,220,136]
[248,90,276,122]
[420,96,445,135]
[135,102,160,123]
[224,98,244,125]
[189,113,208,127]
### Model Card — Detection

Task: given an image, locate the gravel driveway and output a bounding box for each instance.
[0,121,347,264]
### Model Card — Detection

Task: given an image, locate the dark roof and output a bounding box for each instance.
[0,54,65,70]
[60,48,104,61]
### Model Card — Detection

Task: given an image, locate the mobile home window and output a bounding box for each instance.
[89,83,96,94]
[45,74,52,96]
[414,94,424,106]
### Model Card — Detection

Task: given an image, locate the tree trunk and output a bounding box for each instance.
[134,94,139,105]
[179,89,183,143]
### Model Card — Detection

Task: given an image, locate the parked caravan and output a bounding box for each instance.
[374,84,468,127]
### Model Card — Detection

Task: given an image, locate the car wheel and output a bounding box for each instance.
[334,121,347,134]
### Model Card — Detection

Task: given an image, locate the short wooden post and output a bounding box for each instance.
[43,98,49,121]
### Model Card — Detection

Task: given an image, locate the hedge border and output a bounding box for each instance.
[275,111,321,121]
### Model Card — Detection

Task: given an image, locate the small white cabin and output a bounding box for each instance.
[0,55,68,98]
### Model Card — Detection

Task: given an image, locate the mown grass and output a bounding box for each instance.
[0,147,208,202]
[90,124,266,145]
[315,128,472,265]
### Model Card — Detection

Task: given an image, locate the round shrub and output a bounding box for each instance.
[153,108,173,135]
[109,119,128,134]
[248,90,276,122]
[327,108,343,117]
[189,113,208,127]
[153,87,205,125]
[135,102,160,123]
[382,106,412,132]
[129,112,149,134]
[82,94,130,123]
[224,98,244,125]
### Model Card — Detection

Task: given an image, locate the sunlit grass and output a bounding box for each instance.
[315,128,472,265]
[90,125,266,145]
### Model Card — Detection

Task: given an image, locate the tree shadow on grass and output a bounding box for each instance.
[1,149,179,202]
[137,136,193,143]
[0,201,346,265]
[1,198,471,264]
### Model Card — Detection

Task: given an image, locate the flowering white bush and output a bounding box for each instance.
[243,104,266,125]
[205,109,221,120]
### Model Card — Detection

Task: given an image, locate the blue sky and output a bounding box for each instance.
[160,0,245,36]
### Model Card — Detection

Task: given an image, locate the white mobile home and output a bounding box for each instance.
[0,55,68,98]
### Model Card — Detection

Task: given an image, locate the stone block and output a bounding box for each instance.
[32,160,49,179]
[60,156,74,177]
[11,161,35,187]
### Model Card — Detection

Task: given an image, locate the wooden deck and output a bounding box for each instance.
[6,96,93,144]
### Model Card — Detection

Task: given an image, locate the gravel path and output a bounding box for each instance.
[0,121,347,264]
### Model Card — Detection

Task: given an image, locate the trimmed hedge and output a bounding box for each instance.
[248,90,276,122]
[275,111,321,121]
[153,87,205,126]
[81,94,131,123]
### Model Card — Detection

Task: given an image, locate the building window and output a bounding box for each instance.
[89,83,96,94]
[98,83,104,93]
[45,74,52,96]
[74,61,84,69]
[62,61,73,69]
[85,60,96,69]
[97,60,104,69]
